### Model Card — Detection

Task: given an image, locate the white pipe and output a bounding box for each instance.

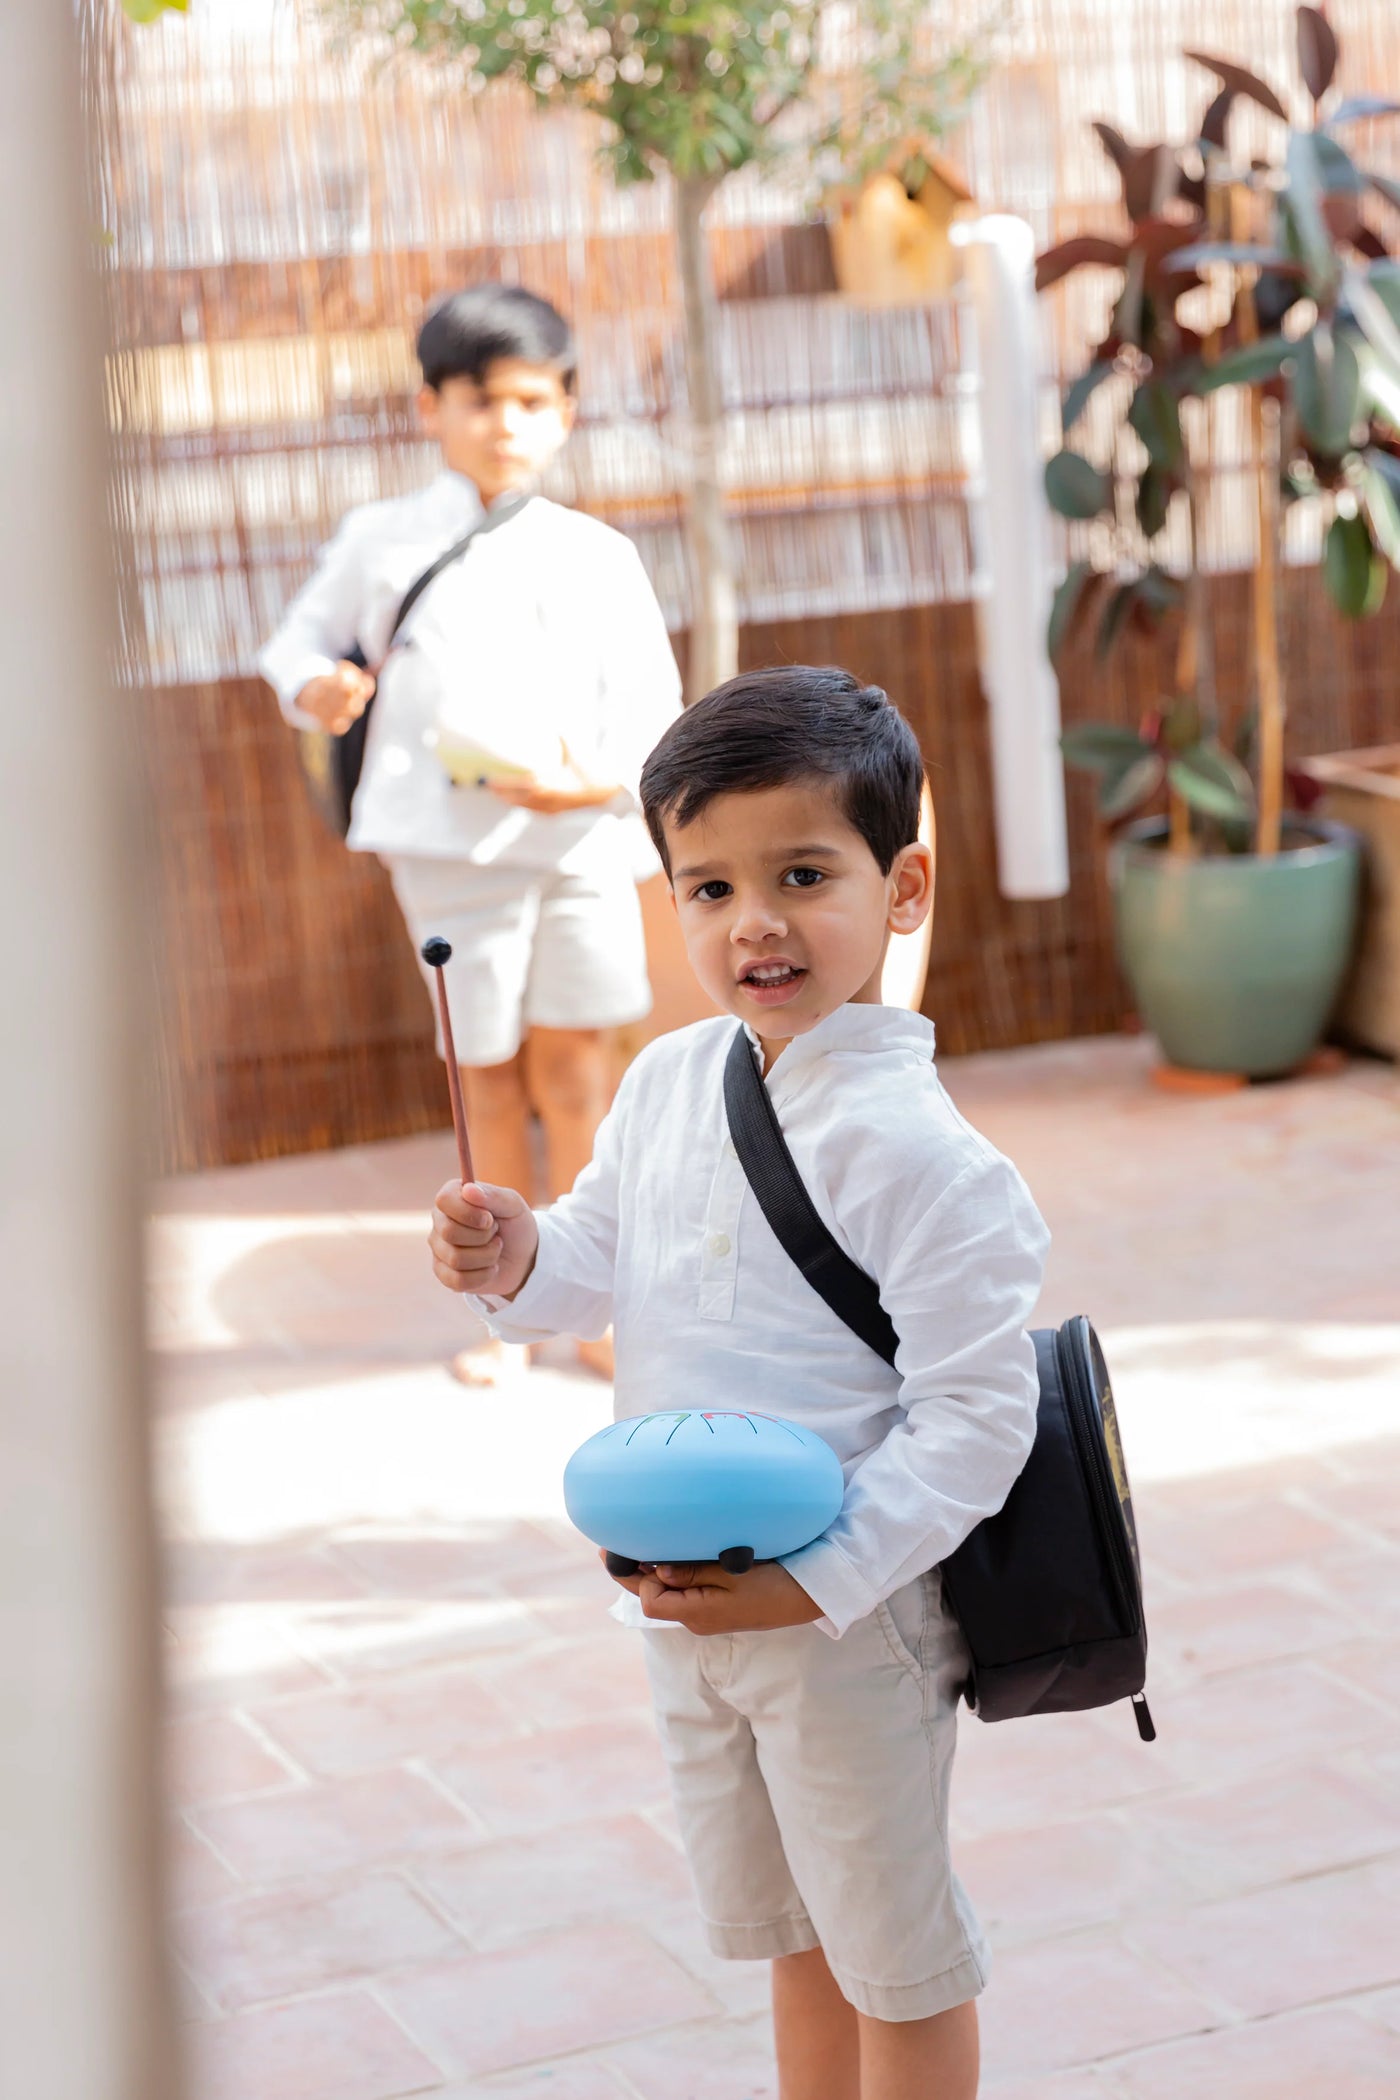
[957,216,1070,900]
[0,9,179,2099]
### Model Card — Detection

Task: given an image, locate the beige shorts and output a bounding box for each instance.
[385,854,651,1067]
[642,1569,988,2023]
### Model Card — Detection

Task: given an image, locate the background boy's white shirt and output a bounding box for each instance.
[472,1005,1050,1639]
[257,470,681,873]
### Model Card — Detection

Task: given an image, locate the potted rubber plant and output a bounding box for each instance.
[1039,6,1397,1078]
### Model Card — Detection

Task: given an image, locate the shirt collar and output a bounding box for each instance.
[745,1002,936,1093]
[430,468,539,520]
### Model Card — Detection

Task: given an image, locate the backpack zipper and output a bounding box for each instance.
[1056,1319,1140,1633]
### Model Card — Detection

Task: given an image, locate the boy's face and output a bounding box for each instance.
[418,358,575,501]
[664,779,933,1065]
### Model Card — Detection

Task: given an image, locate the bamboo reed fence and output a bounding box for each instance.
[89,0,1400,1168]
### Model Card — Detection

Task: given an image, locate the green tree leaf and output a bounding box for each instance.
[1293,325,1362,456]
[1060,723,1156,773]
[1362,459,1400,565]
[1062,361,1116,433]
[1136,463,1172,540]
[1099,751,1165,819]
[1128,380,1185,470]
[1325,511,1383,616]
[1286,129,1344,299]
[1194,336,1295,394]
[1045,449,1112,520]
[1330,97,1400,125]
[1297,5,1339,107]
[1047,560,1096,660]
[1167,742,1255,821]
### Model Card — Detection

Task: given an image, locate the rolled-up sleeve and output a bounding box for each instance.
[258,513,371,727]
[470,1063,634,1344]
[781,1154,1049,1638]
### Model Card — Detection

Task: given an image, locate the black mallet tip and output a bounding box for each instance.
[421,935,453,969]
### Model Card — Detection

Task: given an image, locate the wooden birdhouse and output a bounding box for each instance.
[828,144,976,307]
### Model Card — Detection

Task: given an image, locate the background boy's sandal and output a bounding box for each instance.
[722,1023,1155,1742]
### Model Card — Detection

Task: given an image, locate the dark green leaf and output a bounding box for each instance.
[1137,564,1183,616]
[1184,52,1288,122]
[1200,87,1236,152]
[1166,242,1302,273]
[1048,560,1095,660]
[1362,459,1400,564]
[1167,742,1256,821]
[1096,580,1138,662]
[1194,336,1294,393]
[1162,695,1204,754]
[1325,510,1380,615]
[1060,723,1156,772]
[1062,360,1116,432]
[1136,465,1171,539]
[1371,171,1400,213]
[1297,7,1339,107]
[1045,449,1112,520]
[1365,446,1400,509]
[1345,267,1400,378]
[1331,97,1400,125]
[1128,380,1185,469]
[1099,751,1165,819]
[1287,130,1343,295]
[1312,131,1363,195]
[1294,326,1362,455]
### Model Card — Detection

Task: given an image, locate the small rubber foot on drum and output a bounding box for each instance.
[604,1551,641,1579]
[717,1546,756,1575]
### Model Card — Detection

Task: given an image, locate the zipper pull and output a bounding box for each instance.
[1131,1693,1157,1743]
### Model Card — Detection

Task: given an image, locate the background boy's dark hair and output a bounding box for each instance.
[641,665,925,876]
[417,284,578,394]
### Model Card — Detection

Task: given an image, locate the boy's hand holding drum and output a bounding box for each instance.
[429,1180,538,1300]
[608,1555,822,1635]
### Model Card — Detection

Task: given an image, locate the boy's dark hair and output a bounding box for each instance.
[641,666,925,876]
[416,284,577,394]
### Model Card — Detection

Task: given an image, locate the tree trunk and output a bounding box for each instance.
[674,174,739,702]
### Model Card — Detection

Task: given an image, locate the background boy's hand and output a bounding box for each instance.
[604,1554,822,1635]
[487,765,620,815]
[429,1179,538,1300]
[296,661,376,733]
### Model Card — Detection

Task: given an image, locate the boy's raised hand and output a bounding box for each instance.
[429,1180,538,1301]
[606,1555,823,1635]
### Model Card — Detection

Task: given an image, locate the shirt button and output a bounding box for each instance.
[708,1232,732,1258]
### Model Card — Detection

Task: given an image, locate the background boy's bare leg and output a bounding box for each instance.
[857,1999,979,2100]
[524,1025,616,1378]
[449,1051,535,1384]
[772,1948,860,2100]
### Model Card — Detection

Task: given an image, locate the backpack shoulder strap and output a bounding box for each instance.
[381,491,532,660]
[722,1025,899,1368]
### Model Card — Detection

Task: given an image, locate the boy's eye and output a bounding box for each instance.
[694,880,732,902]
[783,866,826,888]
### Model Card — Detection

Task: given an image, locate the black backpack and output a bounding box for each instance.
[723,1026,1154,1742]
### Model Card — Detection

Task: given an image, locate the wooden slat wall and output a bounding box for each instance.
[90,0,1400,1167]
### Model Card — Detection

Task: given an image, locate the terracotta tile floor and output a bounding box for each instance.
[151,1036,1400,2097]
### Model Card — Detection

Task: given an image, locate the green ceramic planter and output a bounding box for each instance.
[1109,817,1361,1077]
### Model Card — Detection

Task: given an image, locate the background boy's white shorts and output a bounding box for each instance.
[642,1569,989,2024]
[385,853,652,1067]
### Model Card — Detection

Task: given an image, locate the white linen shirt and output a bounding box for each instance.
[257,471,681,871]
[475,1004,1050,1638]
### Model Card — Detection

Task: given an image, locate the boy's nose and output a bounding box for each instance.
[731,900,787,943]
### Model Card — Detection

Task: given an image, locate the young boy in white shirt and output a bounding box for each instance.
[260,284,681,1381]
[428,666,1048,2097]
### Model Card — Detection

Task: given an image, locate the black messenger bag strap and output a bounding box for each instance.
[722,1025,899,1367]
[376,488,531,667]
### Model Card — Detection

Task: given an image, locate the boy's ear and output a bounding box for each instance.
[416,383,441,434]
[886,840,935,937]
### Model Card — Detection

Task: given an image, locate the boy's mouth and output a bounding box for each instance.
[737,961,808,1007]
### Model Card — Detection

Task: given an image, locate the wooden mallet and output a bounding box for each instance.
[421,936,475,1187]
